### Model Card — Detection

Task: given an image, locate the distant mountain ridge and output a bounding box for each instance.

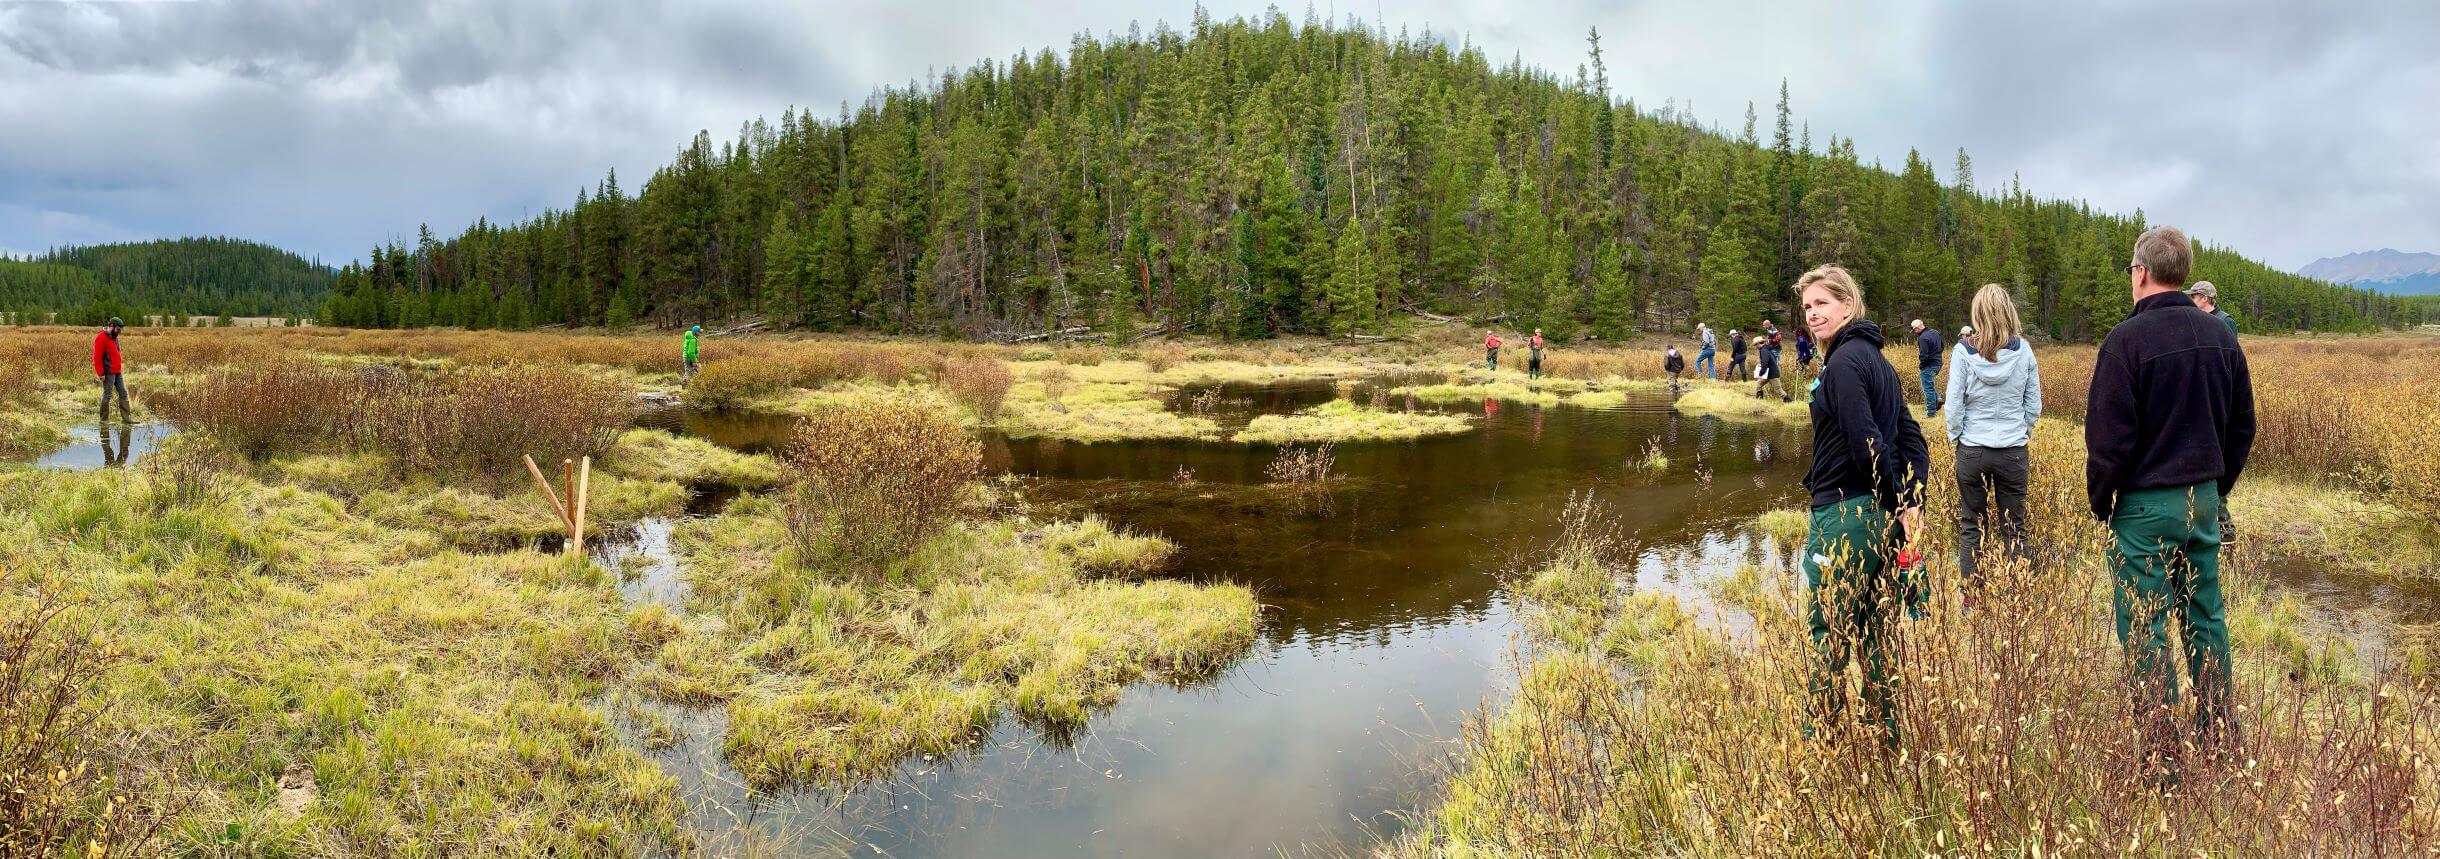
[2300,248,2440,295]
[0,236,335,322]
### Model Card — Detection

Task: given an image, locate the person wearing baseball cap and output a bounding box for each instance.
[2185,281,2236,335]
[94,316,130,423]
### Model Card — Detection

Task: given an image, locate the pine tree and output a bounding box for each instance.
[1325,217,1377,335]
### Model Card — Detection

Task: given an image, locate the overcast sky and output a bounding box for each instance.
[2,0,2433,271]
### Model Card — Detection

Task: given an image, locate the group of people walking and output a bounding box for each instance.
[1797,225,2254,776]
[1670,319,1817,396]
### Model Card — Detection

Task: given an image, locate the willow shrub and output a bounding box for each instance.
[152,362,627,483]
[780,398,981,571]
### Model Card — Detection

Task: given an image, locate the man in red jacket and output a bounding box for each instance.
[94,317,130,423]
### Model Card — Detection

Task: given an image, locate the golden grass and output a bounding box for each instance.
[0,466,686,855]
[1397,407,2440,858]
[601,428,781,489]
[1233,400,1474,445]
[997,379,1221,442]
[1392,377,1575,407]
[660,496,1258,788]
[1671,381,1811,422]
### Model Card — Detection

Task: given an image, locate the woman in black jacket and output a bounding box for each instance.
[1793,264,1930,745]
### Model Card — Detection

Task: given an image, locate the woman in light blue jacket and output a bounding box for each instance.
[1945,283,2041,590]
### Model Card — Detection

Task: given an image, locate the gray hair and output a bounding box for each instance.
[2132,225,2192,287]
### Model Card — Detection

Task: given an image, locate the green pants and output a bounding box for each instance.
[2109,482,2233,751]
[1803,496,1917,742]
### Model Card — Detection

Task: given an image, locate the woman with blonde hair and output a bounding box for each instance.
[1794,264,1929,744]
[1943,283,2041,597]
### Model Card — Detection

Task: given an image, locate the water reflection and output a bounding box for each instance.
[644,380,1810,855]
[32,421,176,470]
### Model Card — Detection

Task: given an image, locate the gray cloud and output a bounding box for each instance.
[0,0,2431,269]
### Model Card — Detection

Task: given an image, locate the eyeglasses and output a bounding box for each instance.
[2125,262,2147,274]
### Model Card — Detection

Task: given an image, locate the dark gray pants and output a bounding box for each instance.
[98,373,130,422]
[1956,444,2029,585]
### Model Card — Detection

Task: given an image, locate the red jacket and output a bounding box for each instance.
[93,331,122,375]
[1485,334,1503,350]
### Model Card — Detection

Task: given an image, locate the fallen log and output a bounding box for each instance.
[999,326,1093,344]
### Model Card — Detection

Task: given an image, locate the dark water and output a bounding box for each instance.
[626,380,1813,856]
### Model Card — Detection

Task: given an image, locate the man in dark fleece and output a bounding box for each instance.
[1727,328,1749,381]
[1909,319,1944,417]
[2086,225,2255,780]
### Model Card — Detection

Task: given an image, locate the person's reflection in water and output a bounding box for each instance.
[1754,439,1774,462]
[1483,398,1500,420]
[1529,403,1545,444]
[101,421,133,467]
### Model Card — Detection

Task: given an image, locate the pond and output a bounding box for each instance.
[625,378,1814,855]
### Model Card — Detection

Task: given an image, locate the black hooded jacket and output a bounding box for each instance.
[2083,290,2256,520]
[1803,320,1930,512]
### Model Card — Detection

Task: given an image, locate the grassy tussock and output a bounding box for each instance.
[0,466,686,855]
[354,474,687,551]
[1751,508,1808,548]
[664,497,1257,788]
[997,378,1221,442]
[1392,378,1572,407]
[2228,476,2440,581]
[1671,381,1810,422]
[1233,399,1474,444]
[1398,416,2440,857]
[601,428,782,489]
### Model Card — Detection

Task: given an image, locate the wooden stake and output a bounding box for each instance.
[524,454,571,528]
[571,456,591,555]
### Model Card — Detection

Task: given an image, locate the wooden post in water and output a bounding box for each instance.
[522,453,589,555]
[571,456,591,555]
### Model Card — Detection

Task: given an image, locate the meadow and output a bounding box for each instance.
[2,323,2437,856]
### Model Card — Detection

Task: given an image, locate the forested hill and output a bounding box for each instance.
[2,237,335,323]
[321,13,2422,339]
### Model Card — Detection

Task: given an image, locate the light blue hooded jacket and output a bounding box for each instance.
[1943,337,2040,448]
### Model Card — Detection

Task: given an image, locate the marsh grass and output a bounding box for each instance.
[661,496,1257,789]
[780,398,981,570]
[1393,379,1571,407]
[0,558,182,859]
[1233,400,1473,445]
[1671,381,1810,422]
[602,428,782,489]
[998,377,1221,442]
[1635,437,1670,473]
[0,467,686,855]
[1399,413,2440,858]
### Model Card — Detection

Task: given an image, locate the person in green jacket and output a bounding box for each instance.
[682,326,701,382]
